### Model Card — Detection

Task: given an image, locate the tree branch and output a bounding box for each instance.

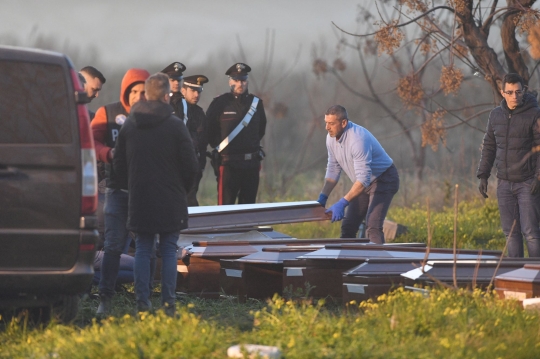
[331,5,455,38]
[501,0,535,84]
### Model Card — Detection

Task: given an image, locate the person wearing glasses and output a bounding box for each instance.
[477,73,540,258]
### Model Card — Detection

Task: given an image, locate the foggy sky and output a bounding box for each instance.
[1,0,361,67]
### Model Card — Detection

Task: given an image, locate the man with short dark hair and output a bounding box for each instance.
[114,72,198,315]
[181,74,209,206]
[317,105,399,243]
[80,66,106,101]
[206,63,267,205]
[477,73,540,258]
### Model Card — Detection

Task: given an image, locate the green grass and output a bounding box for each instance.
[274,198,505,251]
[387,198,506,250]
[2,288,540,358]
[1,198,530,358]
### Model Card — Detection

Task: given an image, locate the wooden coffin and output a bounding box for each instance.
[177,229,288,291]
[495,264,540,301]
[401,259,540,291]
[342,258,427,304]
[185,238,369,298]
[284,244,502,302]
[220,246,320,301]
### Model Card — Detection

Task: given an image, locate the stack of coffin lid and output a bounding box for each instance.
[283,244,501,303]
[176,228,293,294]
[401,258,538,289]
[495,263,540,301]
[184,237,370,298]
[178,201,332,297]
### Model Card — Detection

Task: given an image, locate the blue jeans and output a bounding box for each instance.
[341,164,400,243]
[134,231,179,309]
[497,178,540,257]
[93,251,134,286]
[99,188,134,297]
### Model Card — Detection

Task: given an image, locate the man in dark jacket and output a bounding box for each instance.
[181,74,209,206]
[114,72,198,315]
[206,63,267,205]
[477,73,540,258]
[92,68,150,315]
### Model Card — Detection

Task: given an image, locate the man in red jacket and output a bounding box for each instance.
[91,68,150,315]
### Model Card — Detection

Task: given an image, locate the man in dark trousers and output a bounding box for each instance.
[206,63,267,205]
[181,74,209,206]
[92,68,150,315]
[477,73,540,258]
[114,72,198,315]
[317,105,399,244]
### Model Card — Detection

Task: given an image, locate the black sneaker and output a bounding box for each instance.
[96,295,112,316]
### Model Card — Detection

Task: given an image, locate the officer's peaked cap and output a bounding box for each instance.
[161,62,186,80]
[225,63,251,80]
[183,75,209,90]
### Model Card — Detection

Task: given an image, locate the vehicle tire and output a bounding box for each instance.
[50,295,79,324]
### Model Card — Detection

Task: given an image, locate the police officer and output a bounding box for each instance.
[206,63,267,205]
[181,74,209,206]
[160,61,187,122]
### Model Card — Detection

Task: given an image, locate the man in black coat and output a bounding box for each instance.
[114,72,198,315]
[477,73,540,258]
[181,75,209,206]
[206,63,267,205]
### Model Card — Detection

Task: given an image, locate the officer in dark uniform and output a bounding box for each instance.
[206,63,267,205]
[160,61,187,122]
[181,75,209,206]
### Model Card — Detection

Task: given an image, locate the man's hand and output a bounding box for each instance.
[478,178,488,198]
[531,178,540,195]
[325,198,349,222]
[108,148,115,161]
[317,193,328,207]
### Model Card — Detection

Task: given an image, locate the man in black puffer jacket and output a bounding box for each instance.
[114,73,198,315]
[477,73,540,258]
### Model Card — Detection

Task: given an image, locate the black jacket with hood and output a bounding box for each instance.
[114,100,198,233]
[477,93,540,182]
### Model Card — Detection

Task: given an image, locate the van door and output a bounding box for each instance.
[0,56,81,270]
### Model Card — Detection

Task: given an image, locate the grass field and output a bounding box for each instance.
[2,197,539,358]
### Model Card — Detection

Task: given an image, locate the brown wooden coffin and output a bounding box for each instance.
[185,238,369,297]
[342,258,426,304]
[402,259,540,291]
[283,245,502,302]
[220,246,321,301]
[495,264,540,301]
[176,228,292,292]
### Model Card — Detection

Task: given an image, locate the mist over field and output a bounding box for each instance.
[1,0,524,206]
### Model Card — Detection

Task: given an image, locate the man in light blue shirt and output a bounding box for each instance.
[317,105,399,243]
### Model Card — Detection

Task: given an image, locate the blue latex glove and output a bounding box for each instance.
[317,193,328,207]
[325,198,349,222]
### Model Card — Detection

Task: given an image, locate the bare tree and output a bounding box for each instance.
[314,0,540,182]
